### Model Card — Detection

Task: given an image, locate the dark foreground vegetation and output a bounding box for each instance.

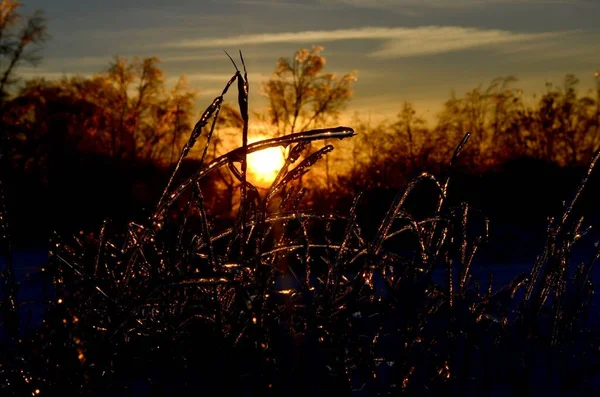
[2,55,600,395]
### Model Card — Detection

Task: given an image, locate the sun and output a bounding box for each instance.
[247,146,285,185]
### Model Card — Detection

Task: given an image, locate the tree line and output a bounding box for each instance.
[2,0,600,242]
[336,74,600,196]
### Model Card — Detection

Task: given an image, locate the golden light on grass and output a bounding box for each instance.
[247,146,285,186]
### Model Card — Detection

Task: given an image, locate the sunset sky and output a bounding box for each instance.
[21,0,600,124]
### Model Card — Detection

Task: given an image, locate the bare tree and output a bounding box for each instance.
[3,57,196,165]
[262,45,357,136]
[0,0,48,105]
[392,102,430,169]
[97,56,196,163]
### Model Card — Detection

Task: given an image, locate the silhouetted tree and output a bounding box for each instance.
[436,84,493,166]
[3,56,197,185]
[0,0,47,106]
[262,46,357,136]
[503,75,599,165]
[96,56,196,163]
[345,115,393,190]
[392,102,434,169]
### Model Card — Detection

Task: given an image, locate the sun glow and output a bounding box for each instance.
[247,146,285,185]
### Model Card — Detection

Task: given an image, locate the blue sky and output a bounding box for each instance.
[20,0,600,123]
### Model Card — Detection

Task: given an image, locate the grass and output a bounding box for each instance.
[1,56,600,396]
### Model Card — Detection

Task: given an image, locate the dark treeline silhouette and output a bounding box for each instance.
[5,66,600,249]
[339,75,600,192]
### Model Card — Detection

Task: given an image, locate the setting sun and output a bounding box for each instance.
[247,146,285,185]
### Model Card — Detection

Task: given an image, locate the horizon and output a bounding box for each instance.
[18,0,600,125]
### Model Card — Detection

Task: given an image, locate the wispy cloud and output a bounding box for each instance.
[43,56,113,69]
[23,55,227,76]
[160,54,235,64]
[237,0,326,9]
[368,27,560,58]
[165,26,560,58]
[17,69,92,80]
[173,72,267,84]
[327,0,589,8]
